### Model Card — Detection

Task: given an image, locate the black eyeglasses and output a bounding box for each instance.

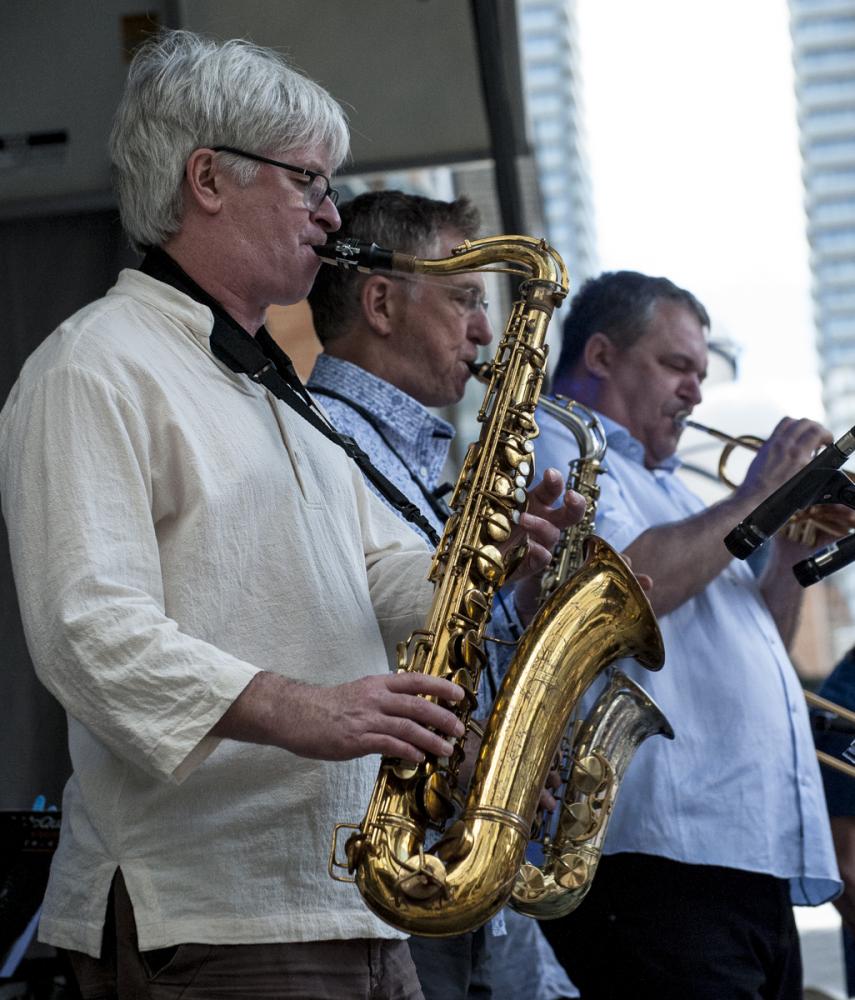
[211,146,339,212]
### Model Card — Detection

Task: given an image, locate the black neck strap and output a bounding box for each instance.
[139,249,441,547]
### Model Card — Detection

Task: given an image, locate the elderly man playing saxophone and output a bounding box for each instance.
[0,30,581,1000]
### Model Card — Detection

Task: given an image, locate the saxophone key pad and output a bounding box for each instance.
[422,771,456,824]
[473,544,505,583]
[556,852,589,890]
[483,509,512,543]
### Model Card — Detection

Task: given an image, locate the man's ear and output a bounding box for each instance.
[184,148,223,215]
[583,332,618,379]
[361,276,399,337]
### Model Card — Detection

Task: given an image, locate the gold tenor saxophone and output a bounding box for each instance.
[509,396,674,920]
[320,236,663,937]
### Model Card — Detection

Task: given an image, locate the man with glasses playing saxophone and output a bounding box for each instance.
[532,269,846,999]
[307,190,578,1000]
[0,31,582,1000]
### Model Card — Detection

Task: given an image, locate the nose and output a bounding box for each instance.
[468,305,492,347]
[314,195,341,233]
[679,372,703,407]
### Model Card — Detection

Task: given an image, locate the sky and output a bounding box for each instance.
[574,0,823,434]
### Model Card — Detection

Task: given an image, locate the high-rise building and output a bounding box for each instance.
[790,0,855,654]
[517,0,598,287]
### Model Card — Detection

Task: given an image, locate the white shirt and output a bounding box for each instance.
[0,270,433,955]
[535,405,840,906]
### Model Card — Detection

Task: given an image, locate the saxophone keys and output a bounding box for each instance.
[502,541,529,578]
[570,753,607,794]
[344,830,369,873]
[491,473,514,497]
[449,667,477,708]
[514,862,546,900]
[391,761,421,782]
[422,771,456,824]
[449,630,486,675]
[463,588,490,621]
[563,801,595,840]
[555,851,589,890]
[473,543,505,583]
[398,853,448,901]
[483,509,512,543]
[434,819,474,863]
[504,439,534,469]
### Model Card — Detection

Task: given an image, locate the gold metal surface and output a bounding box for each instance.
[512,669,673,918]
[326,237,670,935]
[497,395,672,920]
[327,235,571,935]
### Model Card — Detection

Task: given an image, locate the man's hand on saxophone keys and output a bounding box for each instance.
[507,468,585,624]
[211,670,466,765]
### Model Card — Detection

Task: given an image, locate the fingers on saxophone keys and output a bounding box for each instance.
[538,788,558,813]
[527,466,565,506]
[380,715,461,763]
[387,671,464,702]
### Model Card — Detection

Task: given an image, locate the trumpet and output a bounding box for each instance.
[676,414,848,547]
[678,415,855,777]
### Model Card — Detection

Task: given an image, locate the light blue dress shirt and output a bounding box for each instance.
[534,403,840,907]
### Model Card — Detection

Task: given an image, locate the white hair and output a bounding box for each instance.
[109,30,350,251]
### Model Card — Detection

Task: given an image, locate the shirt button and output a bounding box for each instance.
[419,466,429,479]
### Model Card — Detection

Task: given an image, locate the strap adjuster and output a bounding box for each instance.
[249,361,274,382]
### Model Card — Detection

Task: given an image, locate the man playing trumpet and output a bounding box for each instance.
[534,269,846,1000]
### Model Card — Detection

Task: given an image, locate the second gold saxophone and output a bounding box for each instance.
[320,234,664,936]
[510,395,673,920]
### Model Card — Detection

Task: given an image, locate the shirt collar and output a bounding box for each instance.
[590,408,682,473]
[309,354,454,445]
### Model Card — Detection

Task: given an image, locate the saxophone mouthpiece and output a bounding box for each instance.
[312,239,417,274]
[467,360,493,383]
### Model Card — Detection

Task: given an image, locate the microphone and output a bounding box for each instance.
[313,239,416,274]
[724,425,855,560]
[793,532,855,587]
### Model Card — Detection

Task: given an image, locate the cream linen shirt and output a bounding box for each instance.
[0,269,434,956]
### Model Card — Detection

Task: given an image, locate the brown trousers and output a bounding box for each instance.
[65,872,424,1000]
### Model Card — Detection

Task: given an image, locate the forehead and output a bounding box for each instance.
[638,299,708,361]
[427,227,485,289]
[273,142,332,174]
